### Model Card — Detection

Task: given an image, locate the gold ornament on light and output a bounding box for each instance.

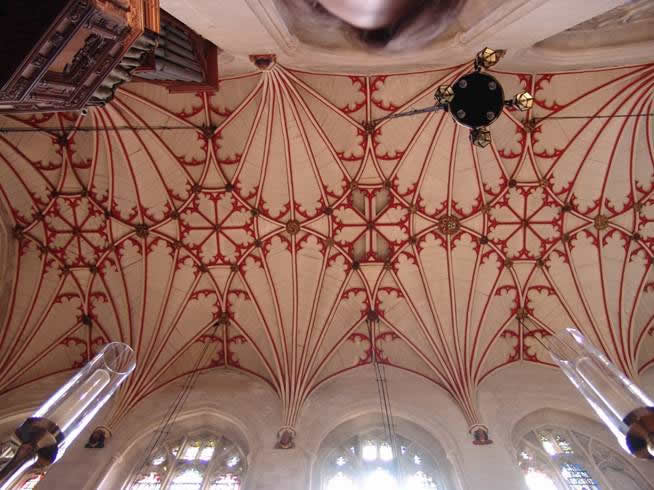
[476,47,506,69]
[513,91,534,111]
[470,128,492,148]
[434,85,455,105]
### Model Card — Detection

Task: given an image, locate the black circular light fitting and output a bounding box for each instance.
[449,72,505,129]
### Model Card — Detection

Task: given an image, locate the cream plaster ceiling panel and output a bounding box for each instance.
[0,61,653,436]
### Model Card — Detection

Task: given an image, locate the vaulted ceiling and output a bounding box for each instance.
[0,60,653,439]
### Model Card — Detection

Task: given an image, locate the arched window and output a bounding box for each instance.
[322,429,445,490]
[127,432,246,490]
[517,425,653,490]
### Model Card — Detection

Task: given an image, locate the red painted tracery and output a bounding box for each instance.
[0,62,653,436]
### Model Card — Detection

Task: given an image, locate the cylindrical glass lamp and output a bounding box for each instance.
[0,342,136,489]
[548,328,654,459]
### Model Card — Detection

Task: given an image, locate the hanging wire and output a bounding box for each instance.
[519,315,585,364]
[519,314,575,358]
[133,320,223,479]
[538,113,654,120]
[0,125,197,134]
[0,112,650,136]
[519,314,552,352]
[368,316,402,482]
[368,104,446,126]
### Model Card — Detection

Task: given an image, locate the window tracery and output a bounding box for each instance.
[322,430,444,490]
[590,438,653,490]
[127,433,246,490]
[518,425,653,490]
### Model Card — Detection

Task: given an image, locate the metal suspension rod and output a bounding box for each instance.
[369,103,447,127]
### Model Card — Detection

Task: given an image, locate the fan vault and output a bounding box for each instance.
[0,59,653,443]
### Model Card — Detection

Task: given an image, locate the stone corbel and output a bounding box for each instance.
[469,424,493,445]
[85,426,112,449]
[276,426,296,449]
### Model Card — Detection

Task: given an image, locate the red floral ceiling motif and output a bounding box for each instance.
[333,186,410,263]
[487,184,563,260]
[42,195,110,267]
[0,62,653,437]
[180,189,255,266]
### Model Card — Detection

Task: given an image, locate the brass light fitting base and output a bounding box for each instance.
[624,406,654,459]
[0,417,64,489]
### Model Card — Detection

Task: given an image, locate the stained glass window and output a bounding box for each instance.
[132,471,163,490]
[322,431,444,490]
[170,468,203,490]
[198,444,215,462]
[519,427,601,490]
[128,433,246,490]
[208,474,241,490]
[327,473,356,490]
[523,468,557,490]
[405,471,437,489]
[560,463,598,490]
[536,431,574,456]
[182,443,200,461]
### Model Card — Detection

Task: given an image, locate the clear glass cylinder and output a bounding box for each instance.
[548,328,654,457]
[31,341,136,459]
[0,343,135,489]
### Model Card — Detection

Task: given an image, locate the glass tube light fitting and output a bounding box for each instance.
[548,328,654,459]
[0,342,136,489]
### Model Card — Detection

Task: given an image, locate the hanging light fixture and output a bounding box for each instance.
[0,343,136,489]
[519,314,654,461]
[364,47,533,150]
[547,328,654,459]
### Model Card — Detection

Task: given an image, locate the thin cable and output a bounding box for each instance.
[134,321,221,478]
[370,321,390,437]
[369,319,402,482]
[142,340,209,451]
[519,316,552,352]
[0,112,651,135]
[369,104,446,126]
[137,358,200,472]
[378,348,402,480]
[0,125,198,134]
[137,350,206,471]
[370,323,389,438]
[537,112,654,121]
[519,315,578,360]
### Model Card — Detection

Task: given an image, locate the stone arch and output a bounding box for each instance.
[310,412,460,490]
[104,409,251,490]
